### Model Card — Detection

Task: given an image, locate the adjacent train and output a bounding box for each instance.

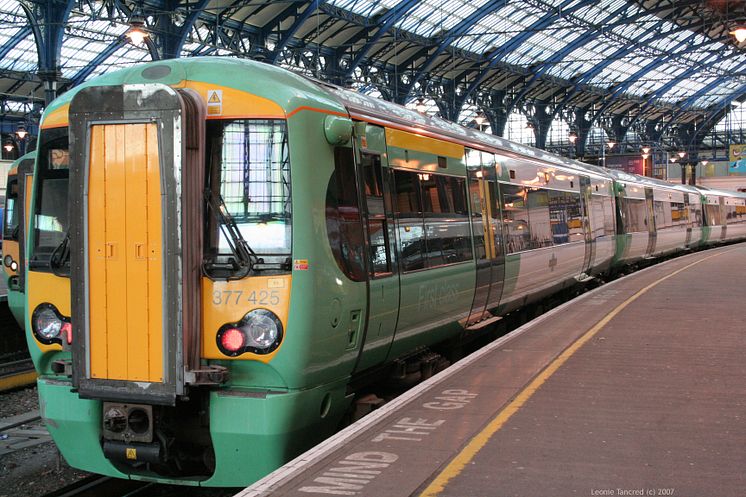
[24,57,746,487]
[3,151,35,328]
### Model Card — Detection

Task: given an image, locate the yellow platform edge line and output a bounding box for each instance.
[418,249,734,497]
[0,370,38,392]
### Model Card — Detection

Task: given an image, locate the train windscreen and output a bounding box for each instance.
[204,119,292,276]
[29,127,69,271]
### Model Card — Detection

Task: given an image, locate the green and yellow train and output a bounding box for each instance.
[3,151,35,329]
[22,57,746,487]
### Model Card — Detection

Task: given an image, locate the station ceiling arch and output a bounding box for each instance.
[1,0,744,155]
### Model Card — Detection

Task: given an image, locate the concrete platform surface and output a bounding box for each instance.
[237,243,746,497]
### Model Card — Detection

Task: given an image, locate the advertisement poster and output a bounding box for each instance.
[729,144,746,173]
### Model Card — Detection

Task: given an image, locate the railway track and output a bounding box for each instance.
[41,475,240,497]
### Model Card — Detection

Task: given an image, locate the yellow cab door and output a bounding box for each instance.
[87,123,164,382]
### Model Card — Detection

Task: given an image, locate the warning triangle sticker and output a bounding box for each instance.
[208,91,221,103]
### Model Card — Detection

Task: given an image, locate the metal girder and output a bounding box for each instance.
[170,0,212,58]
[269,1,323,64]
[342,0,422,77]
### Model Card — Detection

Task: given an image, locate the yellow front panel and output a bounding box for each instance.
[2,241,19,278]
[27,271,70,353]
[201,275,292,362]
[88,123,163,382]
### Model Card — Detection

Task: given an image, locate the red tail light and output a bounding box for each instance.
[62,322,72,345]
[220,327,245,353]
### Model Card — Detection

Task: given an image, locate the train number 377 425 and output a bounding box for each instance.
[212,290,281,306]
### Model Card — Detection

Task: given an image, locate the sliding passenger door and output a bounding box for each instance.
[465,150,505,329]
[353,126,400,372]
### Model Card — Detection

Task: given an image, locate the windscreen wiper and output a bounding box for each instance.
[204,189,259,276]
[50,231,70,277]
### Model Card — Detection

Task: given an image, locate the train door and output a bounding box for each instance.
[683,193,692,247]
[465,150,505,329]
[644,187,657,257]
[69,84,208,404]
[352,125,400,372]
[579,175,594,276]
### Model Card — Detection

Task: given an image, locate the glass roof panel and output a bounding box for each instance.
[2,36,37,73]
[85,43,151,82]
[625,64,687,97]
[59,3,132,79]
[504,25,583,67]
[395,0,490,38]
[547,38,619,81]
[0,0,38,73]
[326,0,400,17]
[451,2,543,55]
[692,81,746,109]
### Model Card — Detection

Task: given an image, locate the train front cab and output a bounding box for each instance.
[2,152,34,328]
[26,67,359,487]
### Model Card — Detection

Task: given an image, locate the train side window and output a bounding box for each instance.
[3,178,19,241]
[591,194,615,237]
[501,183,530,253]
[326,147,366,281]
[526,188,552,249]
[624,197,648,232]
[689,201,702,227]
[653,201,667,229]
[361,153,392,277]
[394,170,426,271]
[421,175,472,266]
[704,202,720,226]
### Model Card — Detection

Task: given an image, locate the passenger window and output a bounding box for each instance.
[326,147,366,281]
[526,188,551,249]
[394,170,426,271]
[624,198,648,232]
[394,170,472,271]
[501,183,530,253]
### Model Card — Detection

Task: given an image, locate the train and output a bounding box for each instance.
[23,57,746,487]
[3,151,35,329]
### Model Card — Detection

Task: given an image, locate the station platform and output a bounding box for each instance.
[237,243,746,497]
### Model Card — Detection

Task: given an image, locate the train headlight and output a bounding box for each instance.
[32,304,71,345]
[216,309,283,357]
[3,255,12,267]
[10,261,17,271]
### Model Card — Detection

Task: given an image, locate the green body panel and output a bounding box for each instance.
[701,225,712,245]
[38,378,130,478]
[204,379,350,486]
[611,233,631,267]
[39,377,350,487]
[7,286,24,327]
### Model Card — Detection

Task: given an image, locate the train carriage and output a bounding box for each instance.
[22,57,746,487]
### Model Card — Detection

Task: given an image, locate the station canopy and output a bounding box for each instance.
[0,0,744,136]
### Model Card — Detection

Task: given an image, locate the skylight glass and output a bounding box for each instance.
[395,0,489,38]
[451,3,544,55]
[0,0,37,73]
[85,43,151,81]
[326,0,400,17]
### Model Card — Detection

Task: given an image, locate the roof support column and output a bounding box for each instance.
[20,0,75,105]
